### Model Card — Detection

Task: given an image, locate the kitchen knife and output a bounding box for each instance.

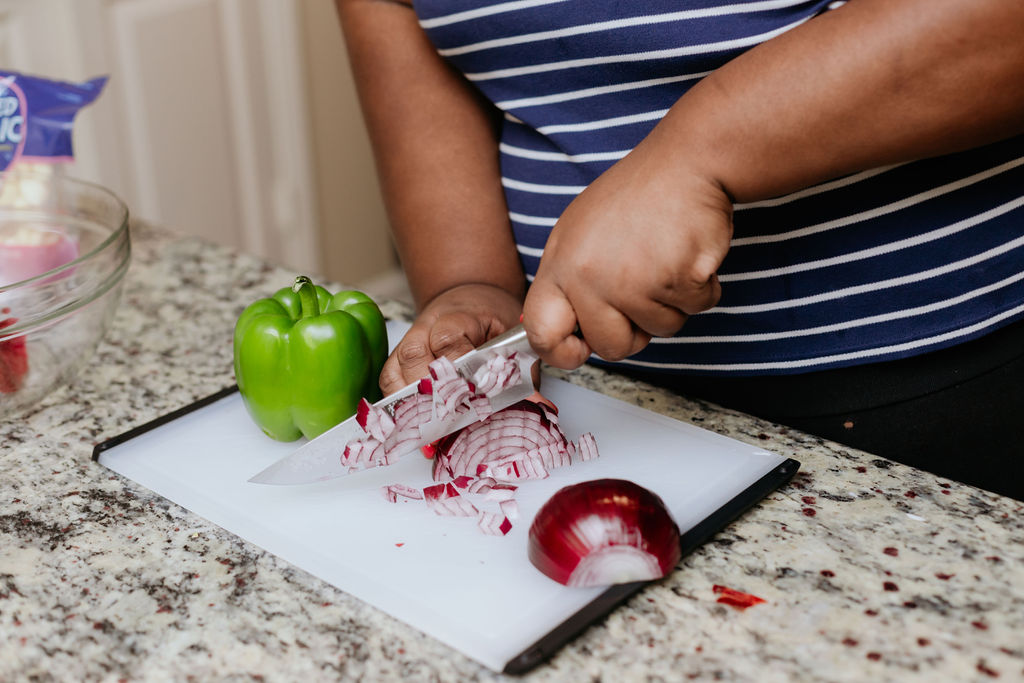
[248,323,537,485]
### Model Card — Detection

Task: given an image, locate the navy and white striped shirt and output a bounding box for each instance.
[414,0,1024,375]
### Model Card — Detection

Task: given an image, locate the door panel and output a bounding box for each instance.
[111,0,245,251]
[0,0,328,276]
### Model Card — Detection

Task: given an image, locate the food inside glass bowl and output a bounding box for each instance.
[0,224,80,286]
[0,71,117,412]
[0,169,129,414]
[0,313,27,392]
[0,221,82,394]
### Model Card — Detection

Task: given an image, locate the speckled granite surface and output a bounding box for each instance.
[1,224,1022,682]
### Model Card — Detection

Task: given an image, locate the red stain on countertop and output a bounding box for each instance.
[712,585,766,610]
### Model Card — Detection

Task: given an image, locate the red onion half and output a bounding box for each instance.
[528,479,681,588]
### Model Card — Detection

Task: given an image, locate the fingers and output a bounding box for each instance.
[522,278,590,369]
[379,312,486,394]
[379,324,432,395]
[621,300,689,339]
[427,311,490,358]
[379,283,524,395]
[525,261,728,368]
[666,266,723,316]
[623,271,723,337]
[523,277,652,368]
[571,288,652,362]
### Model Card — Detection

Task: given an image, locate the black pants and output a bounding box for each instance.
[614,319,1024,501]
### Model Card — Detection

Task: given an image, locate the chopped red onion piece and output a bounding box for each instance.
[451,475,474,489]
[712,585,767,610]
[389,393,431,443]
[499,499,519,520]
[428,355,458,381]
[426,355,481,422]
[381,483,424,502]
[478,449,549,481]
[472,370,493,396]
[423,482,479,517]
[422,482,448,501]
[342,437,383,468]
[471,352,521,397]
[467,477,495,494]
[354,398,397,442]
[382,426,421,459]
[484,484,517,502]
[355,398,371,429]
[527,442,573,470]
[575,432,599,462]
[477,511,513,536]
[468,394,493,420]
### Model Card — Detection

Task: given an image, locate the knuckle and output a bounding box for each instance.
[379,372,401,395]
[591,338,632,362]
[653,309,688,337]
[593,328,652,361]
[395,338,430,368]
[665,270,721,315]
[524,323,559,353]
[688,255,720,289]
[543,340,588,370]
[649,320,683,338]
[429,328,473,359]
[379,358,406,394]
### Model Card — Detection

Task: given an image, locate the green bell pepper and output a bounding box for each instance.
[233,275,388,441]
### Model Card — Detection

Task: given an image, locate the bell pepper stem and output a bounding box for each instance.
[293,276,319,319]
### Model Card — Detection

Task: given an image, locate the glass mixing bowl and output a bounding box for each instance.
[0,168,130,417]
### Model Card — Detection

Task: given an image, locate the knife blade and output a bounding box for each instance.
[248,323,536,485]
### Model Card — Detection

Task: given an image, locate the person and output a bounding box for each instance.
[334,0,1024,500]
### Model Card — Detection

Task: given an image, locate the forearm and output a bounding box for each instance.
[336,0,525,309]
[652,0,1024,202]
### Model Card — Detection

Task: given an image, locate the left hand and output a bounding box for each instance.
[522,142,734,369]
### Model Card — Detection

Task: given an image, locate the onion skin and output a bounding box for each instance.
[528,479,682,587]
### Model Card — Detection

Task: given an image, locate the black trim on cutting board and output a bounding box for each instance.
[91,385,799,676]
[503,457,800,675]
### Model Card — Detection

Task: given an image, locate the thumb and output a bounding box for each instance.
[522,278,591,369]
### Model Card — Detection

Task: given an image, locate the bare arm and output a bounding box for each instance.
[661,0,1024,202]
[524,0,1024,367]
[336,0,525,390]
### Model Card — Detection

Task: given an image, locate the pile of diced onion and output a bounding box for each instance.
[342,352,598,536]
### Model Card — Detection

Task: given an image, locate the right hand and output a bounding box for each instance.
[379,283,523,395]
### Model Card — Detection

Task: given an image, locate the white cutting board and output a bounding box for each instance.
[96,322,792,673]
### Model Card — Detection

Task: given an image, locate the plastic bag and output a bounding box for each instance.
[0,71,107,173]
[0,71,107,392]
[0,72,107,286]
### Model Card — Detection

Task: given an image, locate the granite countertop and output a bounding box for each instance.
[2,223,1022,682]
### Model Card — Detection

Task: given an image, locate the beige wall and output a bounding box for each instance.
[299,0,397,287]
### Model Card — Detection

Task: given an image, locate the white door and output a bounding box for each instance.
[0,0,322,274]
